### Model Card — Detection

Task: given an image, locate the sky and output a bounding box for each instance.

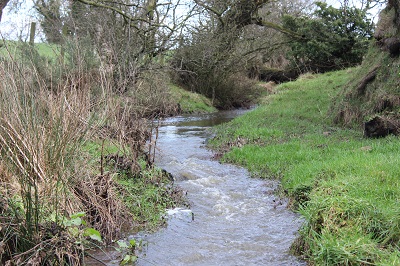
[0,0,385,42]
[326,0,384,21]
[0,0,38,41]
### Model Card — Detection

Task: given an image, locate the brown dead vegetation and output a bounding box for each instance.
[72,173,131,242]
[0,41,181,264]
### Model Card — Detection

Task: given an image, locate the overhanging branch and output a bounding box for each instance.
[259,20,304,39]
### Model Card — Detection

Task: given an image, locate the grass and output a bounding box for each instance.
[0,40,61,61]
[209,68,400,265]
[0,40,217,116]
[330,43,400,126]
[0,40,188,264]
[169,84,217,114]
[82,140,187,231]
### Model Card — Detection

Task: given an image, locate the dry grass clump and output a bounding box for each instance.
[0,33,187,263]
[72,172,132,242]
[0,51,161,264]
[0,59,95,264]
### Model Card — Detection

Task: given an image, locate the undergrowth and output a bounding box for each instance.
[209,69,400,265]
[0,39,188,265]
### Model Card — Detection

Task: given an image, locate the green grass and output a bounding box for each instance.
[0,40,61,61]
[169,84,217,114]
[81,140,186,231]
[210,69,400,265]
[116,170,185,231]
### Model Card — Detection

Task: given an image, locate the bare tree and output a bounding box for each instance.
[171,0,317,104]
[34,0,64,43]
[70,0,197,92]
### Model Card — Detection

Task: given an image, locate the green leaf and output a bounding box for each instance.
[129,239,136,247]
[117,240,129,249]
[68,227,80,237]
[69,217,82,226]
[70,212,86,219]
[84,228,102,242]
[120,254,137,265]
[120,254,131,265]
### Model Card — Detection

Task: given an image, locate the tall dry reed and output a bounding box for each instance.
[0,37,178,264]
[0,40,128,264]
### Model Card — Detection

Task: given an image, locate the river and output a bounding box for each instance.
[134,110,305,266]
[89,110,305,265]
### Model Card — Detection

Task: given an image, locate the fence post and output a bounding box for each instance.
[60,24,68,64]
[29,22,36,46]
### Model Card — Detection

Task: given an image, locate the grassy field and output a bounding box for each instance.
[209,69,400,265]
[0,40,61,60]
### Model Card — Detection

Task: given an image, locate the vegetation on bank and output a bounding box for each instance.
[168,84,217,114]
[0,1,396,264]
[0,40,206,265]
[209,69,400,265]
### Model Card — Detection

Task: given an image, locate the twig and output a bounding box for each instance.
[85,253,108,266]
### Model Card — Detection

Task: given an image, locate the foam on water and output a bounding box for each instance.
[87,111,306,266]
[134,112,306,266]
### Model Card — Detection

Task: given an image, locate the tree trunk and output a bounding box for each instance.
[0,0,10,22]
[388,0,400,27]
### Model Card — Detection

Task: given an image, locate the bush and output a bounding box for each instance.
[283,2,374,73]
[171,30,261,109]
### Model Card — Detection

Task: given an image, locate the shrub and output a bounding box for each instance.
[283,2,374,73]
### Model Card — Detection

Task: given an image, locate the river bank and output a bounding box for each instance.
[209,69,400,265]
[85,110,306,265]
[0,53,217,265]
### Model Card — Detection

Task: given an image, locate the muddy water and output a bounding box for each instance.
[132,110,305,266]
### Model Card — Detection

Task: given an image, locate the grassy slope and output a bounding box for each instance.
[210,69,400,265]
[330,44,400,127]
[169,84,217,114]
[0,41,61,60]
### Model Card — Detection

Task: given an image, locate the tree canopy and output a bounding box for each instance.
[283,2,374,72]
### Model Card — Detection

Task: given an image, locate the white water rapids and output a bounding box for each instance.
[88,111,306,266]
[134,111,306,266]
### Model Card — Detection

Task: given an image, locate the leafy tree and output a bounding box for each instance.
[283,2,374,73]
[34,0,64,43]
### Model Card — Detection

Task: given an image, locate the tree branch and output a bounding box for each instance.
[193,0,226,28]
[259,20,304,39]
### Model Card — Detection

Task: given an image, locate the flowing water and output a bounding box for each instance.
[91,110,305,266]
